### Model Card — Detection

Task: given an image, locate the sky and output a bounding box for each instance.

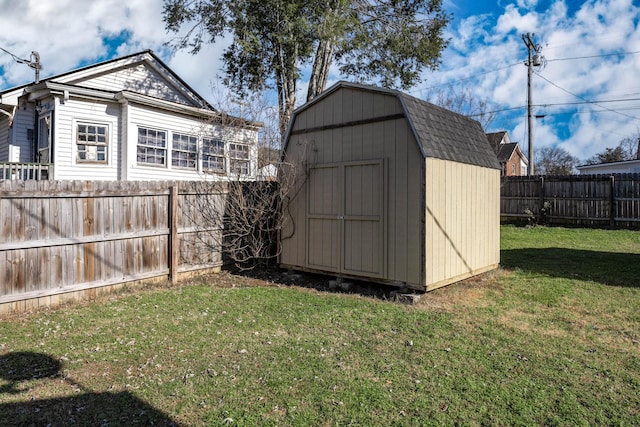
[0,0,639,162]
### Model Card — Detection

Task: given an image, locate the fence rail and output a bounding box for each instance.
[501,174,640,228]
[0,180,226,313]
[0,162,53,180]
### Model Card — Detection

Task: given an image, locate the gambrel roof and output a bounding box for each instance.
[398,92,499,169]
[285,81,500,170]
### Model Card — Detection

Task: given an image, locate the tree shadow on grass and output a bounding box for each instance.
[0,352,183,426]
[500,248,640,288]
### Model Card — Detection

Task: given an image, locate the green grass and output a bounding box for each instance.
[0,225,639,426]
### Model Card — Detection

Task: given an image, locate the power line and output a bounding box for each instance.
[544,97,640,106]
[0,46,30,63]
[535,72,640,121]
[546,50,640,62]
[410,62,522,94]
[468,99,640,117]
[0,45,42,82]
[416,50,640,95]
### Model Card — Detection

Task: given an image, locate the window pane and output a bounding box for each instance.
[230,159,249,175]
[137,127,167,166]
[76,123,108,163]
[172,133,197,169]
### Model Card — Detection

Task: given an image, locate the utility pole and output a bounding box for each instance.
[522,33,542,176]
[0,47,42,83]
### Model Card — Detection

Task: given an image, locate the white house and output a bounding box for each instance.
[577,159,640,175]
[0,50,260,181]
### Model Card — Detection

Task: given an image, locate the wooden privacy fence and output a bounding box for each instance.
[501,174,640,228]
[0,180,227,313]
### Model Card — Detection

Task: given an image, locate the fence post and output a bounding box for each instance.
[539,175,545,223]
[609,175,615,227]
[169,184,179,283]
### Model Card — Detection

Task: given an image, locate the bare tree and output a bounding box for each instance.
[428,83,497,129]
[178,91,312,269]
[586,131,640,164]
[536,146,578,175]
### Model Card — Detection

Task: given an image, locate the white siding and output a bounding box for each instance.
[52,97,120,180]
[71,64,193,106]
[125,103,259,181]
[578,160,640,174]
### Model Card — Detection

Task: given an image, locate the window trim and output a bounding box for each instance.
[75,121,109,165]
[229,142,251,176]
[171,132,198,170]
[137,126,167,167]
[202,137,226,174]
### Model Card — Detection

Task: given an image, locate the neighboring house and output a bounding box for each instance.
[280,81,501,292]
[257,163,278,181]
[486,131,528,176]
[0,50,260,181]
[577,159,640,175]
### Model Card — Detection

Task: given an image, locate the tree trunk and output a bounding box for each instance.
[275,66,297,143]
[307,39,335,102]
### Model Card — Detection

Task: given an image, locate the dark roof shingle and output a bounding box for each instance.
[285,81,501,170]
[399,93,500,170]
[496,142,519,163]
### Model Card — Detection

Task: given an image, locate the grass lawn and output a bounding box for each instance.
[0,226,638,426]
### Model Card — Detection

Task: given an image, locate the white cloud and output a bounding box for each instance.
[0,0,226,104]
[423,0,640,161]
[2,0,640,162]
[496,4,540,34]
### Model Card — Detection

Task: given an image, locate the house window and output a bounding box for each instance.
[172,133,197,169]
[77,123,107,163]
[137,127,167,166]
[229,142,250,175]
[202,137,225,173]
[511,164,516,175]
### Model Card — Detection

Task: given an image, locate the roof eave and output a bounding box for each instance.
[116,91,261,129]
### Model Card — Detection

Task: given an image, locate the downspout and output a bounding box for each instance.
[116,93,129,180]
[33,100,39,163]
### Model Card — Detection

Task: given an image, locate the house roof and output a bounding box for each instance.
[577,158,640,172]
[0,50,263,130]
[497,142,519,163]
[486,131,508,153]
[0,50,214,111]
[285,81,500,170]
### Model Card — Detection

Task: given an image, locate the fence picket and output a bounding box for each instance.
[0,180,229,311]
[501,174,640,228]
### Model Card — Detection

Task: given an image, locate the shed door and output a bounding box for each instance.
[307,160,384,277]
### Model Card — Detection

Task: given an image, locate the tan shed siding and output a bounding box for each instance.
[290,87,403,132]
[282,87,421,285]
[280,133,309,268]
[425,158,500,289]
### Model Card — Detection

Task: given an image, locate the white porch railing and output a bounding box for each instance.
[0,162,53,180]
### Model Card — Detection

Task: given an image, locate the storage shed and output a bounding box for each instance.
[279,82,501,291]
